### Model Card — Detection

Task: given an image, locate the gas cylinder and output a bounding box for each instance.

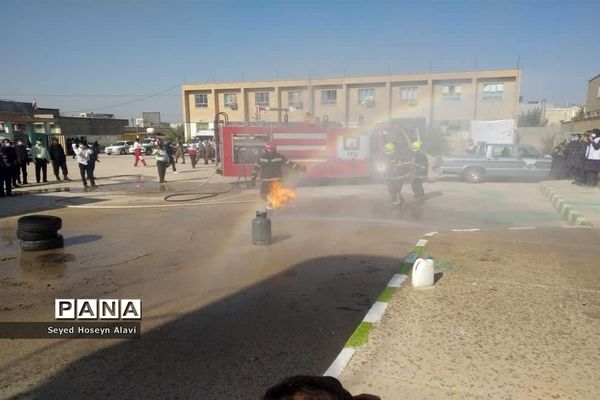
[252,211,271,246]
[411,256,434,288]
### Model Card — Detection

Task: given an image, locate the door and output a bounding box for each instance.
[516,145,551,179]
[485,145,521,177]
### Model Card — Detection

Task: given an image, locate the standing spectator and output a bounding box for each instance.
[14,138,29,185]
[90,141,100,176]
[66,138,73,156]
[550,139,568,179]
[155,140,169,183]
[71,139,79,159]
[465,138,477,154]
[210,139,216,163]
[175,141,186,164]
[202,140,212,164]
[74,142,96,190]
[187,144,198,168]
[568,133,589,185]
[31,140,50,183]
[48,137,71,181]
[133,137,147,167]
[2,139,19,188]
[165,142,177,173]
[0,144,13,197]
[584,129,600,187]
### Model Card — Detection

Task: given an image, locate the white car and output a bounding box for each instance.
[105,141,134,155]
[128,138,158,155]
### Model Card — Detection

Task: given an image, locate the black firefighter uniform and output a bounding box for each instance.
[251,151,305,201]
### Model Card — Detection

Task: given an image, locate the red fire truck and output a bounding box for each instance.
[221,125,373,179]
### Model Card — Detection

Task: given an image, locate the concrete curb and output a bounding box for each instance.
[539,182,593,227]
[323,231,437,378]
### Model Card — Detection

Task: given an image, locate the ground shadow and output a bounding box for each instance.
[10,254,400,400]
[434,272,444,284]
[270,234,292,244]
[63,235,103,247]
[0,195,107,219]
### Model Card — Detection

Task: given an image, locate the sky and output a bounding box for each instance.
[1,0,598,123]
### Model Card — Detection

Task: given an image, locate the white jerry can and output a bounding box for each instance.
[411,257,435,288]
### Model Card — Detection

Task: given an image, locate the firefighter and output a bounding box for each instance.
[250,142,306,202]
[384,141,415,211]
[410,140,428,199]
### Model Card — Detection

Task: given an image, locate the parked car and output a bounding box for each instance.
[105,141,134,155]
[128,138,158,155]
[440,143,551,183]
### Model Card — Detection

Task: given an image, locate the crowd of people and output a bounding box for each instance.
[1,135,218,198]
[551,128,600,187]
[148,138,216,184]
[0,136,105,197]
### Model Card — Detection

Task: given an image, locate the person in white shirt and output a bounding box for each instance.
[74,142,97,190]
[584,129,600,187]
[133,137,147,167]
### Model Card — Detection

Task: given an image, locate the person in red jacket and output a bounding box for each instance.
[187,145,198,168]
[133,137,147,167]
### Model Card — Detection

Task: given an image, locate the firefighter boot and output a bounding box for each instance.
[390,193,404,213]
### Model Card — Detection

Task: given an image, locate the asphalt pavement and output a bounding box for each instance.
[0,154,584,399]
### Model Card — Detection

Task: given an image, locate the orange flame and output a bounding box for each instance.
[267,181,297,209]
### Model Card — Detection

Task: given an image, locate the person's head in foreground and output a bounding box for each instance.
[262,375,380,400]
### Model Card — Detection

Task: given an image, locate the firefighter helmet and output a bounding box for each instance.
[410,140,422,151]
[384,142,396,154]
[265,141,276,151]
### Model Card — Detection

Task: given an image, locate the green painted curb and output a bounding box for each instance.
[342,237,431,350]
[399,262,412,275]
[346,322,373,348]
[377,287,397,303]
[540,182,593,227]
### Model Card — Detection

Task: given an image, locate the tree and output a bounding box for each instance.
[517,107,547,127]
[573,107,586,121]
[164,126,184,142]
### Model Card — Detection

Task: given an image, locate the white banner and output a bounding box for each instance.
[470,119,515,144]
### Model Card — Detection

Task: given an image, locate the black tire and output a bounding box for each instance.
[20,234,64,251]
[145,148,152,155]
[17,230,58,241]
[463,167,485,183]
[17,215,62,233]
[120,149,126,155]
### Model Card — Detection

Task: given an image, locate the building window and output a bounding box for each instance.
[597,86,600,99]
[321,89,337,105]
[482,83,504,100]
[195,94,208,108]
[224,93,237,108]
[288,91,304,109]
[196,122,209,132]
[358,88,375,106]
[400,87,419,101]
[442,85,461,101]
[255,92,269,107]
[440,120,463,136]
